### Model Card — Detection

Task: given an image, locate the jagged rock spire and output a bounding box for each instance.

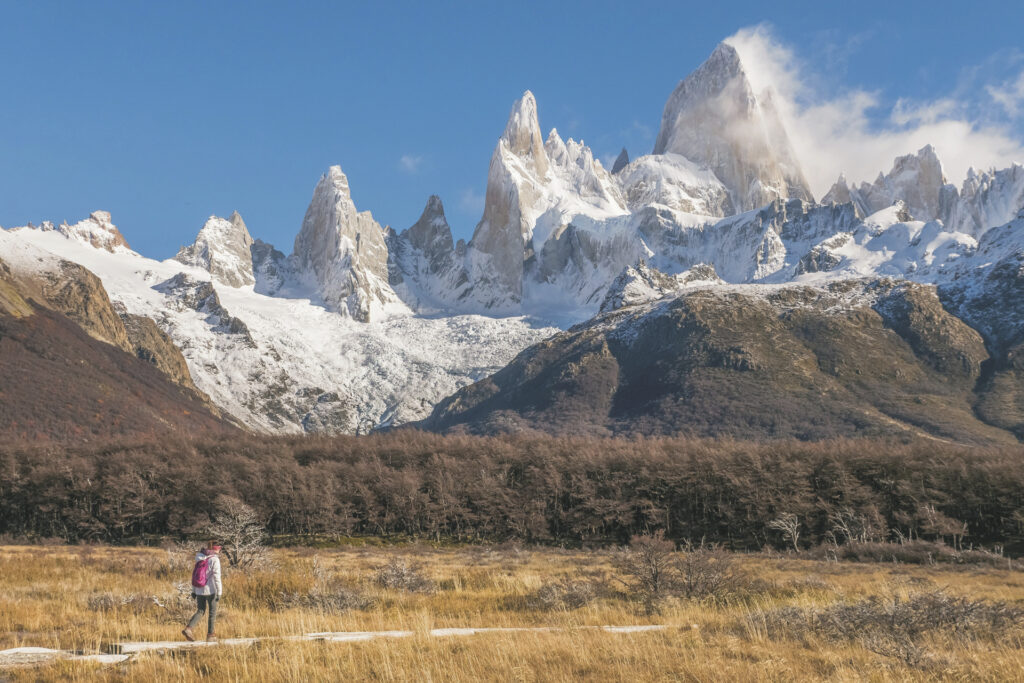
[402,195,455,272]
[653,42,813,211]
[174,212,255,288]
[611,148,630,175]
[501,90,548,177]
[292,165,394,321]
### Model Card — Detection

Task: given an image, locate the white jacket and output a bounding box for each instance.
[193,551,223,596]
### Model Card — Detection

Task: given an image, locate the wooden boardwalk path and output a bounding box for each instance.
[1,624,671,667]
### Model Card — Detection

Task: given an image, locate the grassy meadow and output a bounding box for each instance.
[1,543,1023,681]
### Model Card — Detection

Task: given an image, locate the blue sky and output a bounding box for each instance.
[2,1,1023,258]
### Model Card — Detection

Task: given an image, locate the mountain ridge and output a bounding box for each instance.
[3,39,1024,439]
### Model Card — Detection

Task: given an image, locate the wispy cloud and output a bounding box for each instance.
[988,72,1024,118]
[459,188,484,215]
[724,25,1024,194]
[626,120,653,142]
[399,154,423,173]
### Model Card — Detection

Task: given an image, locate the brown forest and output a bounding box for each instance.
[2,432,1023,554]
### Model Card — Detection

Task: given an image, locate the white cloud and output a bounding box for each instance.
[628,120,654,141]
[399,154,423,173]
[459,188,484,214]
[724,25,1024,195]
[987,72,1024,117]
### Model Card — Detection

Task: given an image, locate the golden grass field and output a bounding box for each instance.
[1,543,1023,681]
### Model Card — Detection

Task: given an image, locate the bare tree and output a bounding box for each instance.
[614,530,678,614]
[768,513,802,552]
[830,507,883,545]
[920,505,968,551]
[677,541,742,599]
[207,495,269,570]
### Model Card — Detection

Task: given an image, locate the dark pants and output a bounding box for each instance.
[186,594,219,634]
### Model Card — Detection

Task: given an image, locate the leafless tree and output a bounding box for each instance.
[207,495,269,570]
[920,504,968,551]
[677,541,742,599]
[830,507,883,544]
[768,513,802,552]
[614,530,678,614]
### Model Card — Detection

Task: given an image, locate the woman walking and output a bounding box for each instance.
[182,541,223,642]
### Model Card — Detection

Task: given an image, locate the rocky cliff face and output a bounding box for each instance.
[464,91,549,309]
[401,195,456,270]
[119,310,205,395]
[599,262,721,313]
[34,260,133,352]
[0,230,132,350]
[155,273,254,344]
[0,234,205,398]
[823,148,1024,241]
[653,43,814,211]
[387,195,470,311]
[611,148,630,175]
[618,153,733,215]
[945,163,1024,237]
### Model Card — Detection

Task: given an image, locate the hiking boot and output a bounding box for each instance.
[182,627,196,642]
[206,634,218,643]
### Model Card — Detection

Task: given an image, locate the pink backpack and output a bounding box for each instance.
[191,557,209,588]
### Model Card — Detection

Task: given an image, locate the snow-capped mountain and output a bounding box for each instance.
[3,40,1024,438]
[461,91,629,312]
[174,211,255,288]
[652,42,814,212]
[290,165,401,322]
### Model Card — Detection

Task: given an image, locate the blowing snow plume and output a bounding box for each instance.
[722,24,1024,194]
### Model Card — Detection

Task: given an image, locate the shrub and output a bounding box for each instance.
[373,556,435,593]
[677,542,750,600]
[614,531,677,615]
[272,587,376,613]
[87,586,193,621]
[530,577,600,610]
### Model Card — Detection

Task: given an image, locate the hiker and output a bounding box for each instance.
[182,541,223,642]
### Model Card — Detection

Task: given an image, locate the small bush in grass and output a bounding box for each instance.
[155,541,201,580]
[374,556,435,593]
[615,533,756,614]
[268,556,376,613]
[677,542,752,600]
[530,577,600,610]
[273,587,376,613]
[87,587,193,622]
